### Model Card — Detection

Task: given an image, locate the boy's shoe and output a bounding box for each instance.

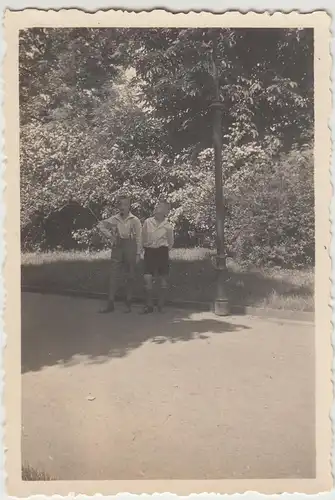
[99,301,115,314]
[140,305,154,315]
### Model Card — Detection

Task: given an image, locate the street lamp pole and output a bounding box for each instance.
[210,37,229,316]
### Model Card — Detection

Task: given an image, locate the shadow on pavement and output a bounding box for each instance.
[21,293,250,374]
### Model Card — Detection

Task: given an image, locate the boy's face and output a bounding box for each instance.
[154,202,169,218]
[119,199,130,215]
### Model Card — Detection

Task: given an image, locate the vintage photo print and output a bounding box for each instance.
[3,8,332,496]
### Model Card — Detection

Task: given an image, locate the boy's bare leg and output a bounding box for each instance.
[100,255,120,313]
[157,276,168,312]
[124,241,137,312]
[141,273,154,313]
[124,270,135,313]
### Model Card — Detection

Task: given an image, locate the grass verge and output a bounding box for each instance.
[21,248,314,312]
[22,464,54,481]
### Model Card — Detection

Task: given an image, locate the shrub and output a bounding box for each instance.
[168,142,314,268]
[226,145,314,267]
[20,114,314,268]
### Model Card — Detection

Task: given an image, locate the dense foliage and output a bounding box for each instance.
[20,27,314,267]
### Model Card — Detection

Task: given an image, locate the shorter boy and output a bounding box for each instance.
[97,196,142,313]
[141,200,174,313]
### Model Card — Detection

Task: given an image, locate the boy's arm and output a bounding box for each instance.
[167,224,174,251]
[142,219,148,249]
[134,218,142,255]
[97,217,115,240]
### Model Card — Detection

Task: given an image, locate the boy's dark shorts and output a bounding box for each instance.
[144,246,169,276]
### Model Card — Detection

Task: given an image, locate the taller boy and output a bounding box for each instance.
[97,196,142,313]
[142,200,174,313]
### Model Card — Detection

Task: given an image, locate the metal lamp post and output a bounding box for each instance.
[210,36,230,316]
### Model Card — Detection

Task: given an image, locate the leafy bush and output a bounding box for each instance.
[168,143,314,268]
[21,128,314,268]
[226,146,314,267]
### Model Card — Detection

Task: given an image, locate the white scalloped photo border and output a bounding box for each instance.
[2,8,332,497]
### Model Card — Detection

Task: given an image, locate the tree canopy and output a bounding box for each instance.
[120,28,313,152]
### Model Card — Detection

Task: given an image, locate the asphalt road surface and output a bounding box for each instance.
[21,292,315,480]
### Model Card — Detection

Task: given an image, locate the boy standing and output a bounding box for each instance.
[142,200,174,313]
[97,196,142,313]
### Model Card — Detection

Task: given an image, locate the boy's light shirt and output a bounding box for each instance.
[98,212,142,254]
[142,217,174,250]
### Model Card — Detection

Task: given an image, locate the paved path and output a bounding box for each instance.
[21,292,315,480]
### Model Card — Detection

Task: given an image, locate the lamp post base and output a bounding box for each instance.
[214,298,230,316]
[213,255,230,316]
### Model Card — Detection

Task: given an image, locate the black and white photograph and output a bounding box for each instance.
[3,9,332,496]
